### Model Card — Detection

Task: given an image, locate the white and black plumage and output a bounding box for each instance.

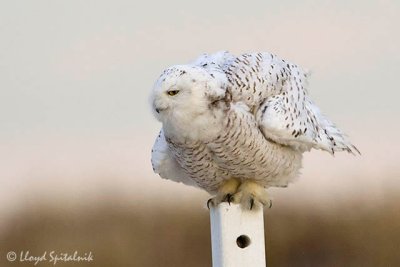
[150,51,359,209]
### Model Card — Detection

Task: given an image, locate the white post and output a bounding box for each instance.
[209,202,266,267]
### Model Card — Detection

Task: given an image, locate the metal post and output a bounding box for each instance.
[210,202,266,267]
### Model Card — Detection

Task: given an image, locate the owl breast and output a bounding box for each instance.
[165,103,302,194]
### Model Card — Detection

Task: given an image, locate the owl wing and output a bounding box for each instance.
[191,50,235,69]
[151,129,197,186]
[257,93,359,154]
[223,52,359,154]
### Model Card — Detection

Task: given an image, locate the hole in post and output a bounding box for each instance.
[236,235,251,248]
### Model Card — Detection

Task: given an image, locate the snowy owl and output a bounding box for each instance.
[150,51,359,210]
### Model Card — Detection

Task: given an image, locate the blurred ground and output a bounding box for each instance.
[0,132,398,267]
[1,183,399,267]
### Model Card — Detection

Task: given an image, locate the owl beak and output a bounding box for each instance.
[153,99,168,114]
[154,105,167,114]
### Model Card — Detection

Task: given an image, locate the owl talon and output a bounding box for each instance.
[249,198,255,210]
[207,198,214,209]
[233,180,271,210]
[207,193,236,209]
[206,178,241,208]
[222,193,234,205]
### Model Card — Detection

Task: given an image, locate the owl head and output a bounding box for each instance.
[150,65,229,140]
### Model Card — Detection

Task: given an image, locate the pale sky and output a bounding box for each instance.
[0,0,399,219]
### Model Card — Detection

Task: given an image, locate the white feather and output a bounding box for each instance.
[149,51,359,197]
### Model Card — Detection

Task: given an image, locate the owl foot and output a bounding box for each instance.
[207,178,240,209]
[233,180,272,210]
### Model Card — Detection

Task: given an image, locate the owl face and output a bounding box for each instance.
[150,65,228,141]
[151,66,211,122]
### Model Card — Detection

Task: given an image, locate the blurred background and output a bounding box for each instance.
[1,0,399,266]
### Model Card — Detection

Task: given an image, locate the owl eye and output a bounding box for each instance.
[167,90,180,96]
